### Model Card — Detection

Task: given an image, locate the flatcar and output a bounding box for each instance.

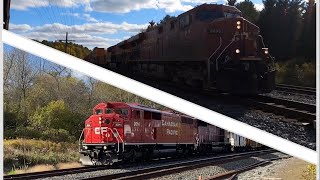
[85,3,275,94]
[79,102,262,165]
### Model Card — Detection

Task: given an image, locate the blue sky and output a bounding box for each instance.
[10,0,264,49]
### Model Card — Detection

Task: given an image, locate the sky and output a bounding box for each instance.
[9,0,265,49]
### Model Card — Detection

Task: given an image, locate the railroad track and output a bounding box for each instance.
[3,165,112,180]
[82,149,276,180]
[4,150,275,180]
[201,89,316,127]
[246,95,316,126]
[275,84,316,96]
[201,156,289,180]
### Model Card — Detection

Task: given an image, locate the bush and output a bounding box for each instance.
[275,60,315,87]
[14,127,42,139]
[4,139,79,173]
[302,164,316,180]
[40,129,76,142]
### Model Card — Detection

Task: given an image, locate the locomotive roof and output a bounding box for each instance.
[177,3,241,17]
[126,103,174,116]
[111,3,241,49]
[95,102,174,116]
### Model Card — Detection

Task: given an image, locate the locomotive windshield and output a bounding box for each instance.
[95,109,103,115]
[105,108,113,114]
[224,12,241,18]
[196,10,223,21]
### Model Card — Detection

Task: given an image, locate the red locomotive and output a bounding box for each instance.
[85,4,275,94]
[79,102,262,165]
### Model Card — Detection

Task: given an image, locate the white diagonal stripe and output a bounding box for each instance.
[2,29,317,164]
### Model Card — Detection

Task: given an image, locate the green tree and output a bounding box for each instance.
[258,0,304,59]
[30,100,82,137]
[227,0,237,6]
[236,0,260,23]
[298,0,316,60]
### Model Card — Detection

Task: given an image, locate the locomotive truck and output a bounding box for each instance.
[79,102,263,165]
[85,3,276,94]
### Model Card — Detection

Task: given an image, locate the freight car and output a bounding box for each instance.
[85,3,275,94]
[79,102,262,165]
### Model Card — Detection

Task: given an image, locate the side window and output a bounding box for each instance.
[133,110,141,119]
[144,111,151,120]
[179,14,191,28]
[114,108,128,116]
[158,26,163,34]
[152,112,161,120]
[170,21,175,30]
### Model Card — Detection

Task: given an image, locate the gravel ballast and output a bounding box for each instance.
[146,82,316,150]
[38,152,288,180]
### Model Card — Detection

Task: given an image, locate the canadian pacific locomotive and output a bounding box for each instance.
[79,102,263,165]
[85,3,275,94]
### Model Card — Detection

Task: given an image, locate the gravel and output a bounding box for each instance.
[263,90,316,105]
[38,152,288,180]
[37,154,235,180]
[144,81,316,150]
[237,157,295,180]
[151,152,288,180]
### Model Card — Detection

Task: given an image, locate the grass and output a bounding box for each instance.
[4,138,80,174]
[302,164,316,180]
[275,59,315,87]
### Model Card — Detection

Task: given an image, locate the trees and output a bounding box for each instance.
[236,0,259,23]
[227,0,237,6]
[258,0,305,59]
[298,0,316,60]
[3,47,163,141]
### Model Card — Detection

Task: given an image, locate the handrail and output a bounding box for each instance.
[78,129,84,151]
[113,128,125,152]
[259,35,274,60]
[207,37,222,85]
[105,127,121,153]
[215,36,235,71]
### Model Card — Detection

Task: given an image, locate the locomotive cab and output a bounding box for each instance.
[205,6,276,94]
[79,103,126,165]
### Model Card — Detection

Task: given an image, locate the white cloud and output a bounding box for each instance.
[10,21,148,49]
[83,14,99,23]
[10,24,33,32]
[254,3,264,11]
[61,12,80,17]
[11,0,218,13]
[87,0,205,13]
[11,0,88,10]
[157,0,194,13]
[89,0,157,13]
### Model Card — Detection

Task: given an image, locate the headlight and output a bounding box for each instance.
[237,21,241,25]
[235,49,240,54]
[83,145,88,150]
[264,50,269,54]
[236,25,241,29]
[86,124,91,127]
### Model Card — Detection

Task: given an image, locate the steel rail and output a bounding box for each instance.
[246,95,316,125]
[82,149,275,180]
[204,156,290,180]
[3,150,273,180]
[275,84,316,96]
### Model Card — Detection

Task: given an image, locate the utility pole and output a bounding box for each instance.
[3,0,11,30]
[58,32,75,54]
